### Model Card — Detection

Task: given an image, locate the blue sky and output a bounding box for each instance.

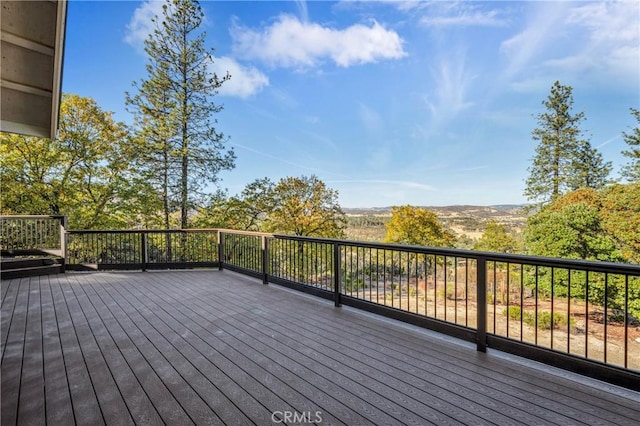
[62,1,640,207]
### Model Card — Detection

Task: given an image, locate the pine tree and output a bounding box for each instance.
[126,0,235,229]
[569,141,612,191]
[524,81,609,205]
[620,108,640,182]
[127,58,177,229]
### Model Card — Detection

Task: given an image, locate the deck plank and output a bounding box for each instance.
[0,279,20,359]
[1,270,639,426]
[144,273,470,425]
[16,277,46,424]
[67,277,165,425]
[1,278,29,426]
[127,275,369,425]
[178,274,553,425]
[102,279,248,425]
[49,274,105,424]
[86,274,225,425]
[78,275,195,425]
[1,277,11,305]
[40,275,75,425]
[63,274,134,424]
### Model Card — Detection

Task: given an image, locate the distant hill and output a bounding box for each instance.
[343,205,528,242]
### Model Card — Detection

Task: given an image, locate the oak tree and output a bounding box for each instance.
[0,94,153,229]
[384,205,455,248]
[474,220,518,253]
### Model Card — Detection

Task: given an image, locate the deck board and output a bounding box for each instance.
[17,277,46,424]
[40,275,75,425]
[1,278,28,426]
[2,270,639,426]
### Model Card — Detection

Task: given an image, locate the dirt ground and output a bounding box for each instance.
[350,280,640,371]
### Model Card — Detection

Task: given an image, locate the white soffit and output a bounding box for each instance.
[1,0,67,139]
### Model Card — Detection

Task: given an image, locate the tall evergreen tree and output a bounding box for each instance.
[569,141,612,191]
[524,81,609,205]
[620,108,640,182]
[127,60,177,229]
[126,0,235,229]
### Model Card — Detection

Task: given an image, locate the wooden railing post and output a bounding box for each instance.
[476,256,487,352]
[333,242,341,307]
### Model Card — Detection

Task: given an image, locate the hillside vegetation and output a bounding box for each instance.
[344,205,527,246]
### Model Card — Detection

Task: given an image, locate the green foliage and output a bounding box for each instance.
[502,306,575,330]
[436,284,455,300]
[0,94,156,229]
[475,220,518,253]
[522,187,640,315]
[524,185,640,265]
[568,141,612,191]
[504,305,523,321]
[344,275,366,292]
[127,0,235,229]
[535,311,575,330]
[621,108,640,182]
[599,183,640,263]
[193,178,274,231]
[263,175,346,238]
[525,81,610,205]
[384,205,456,247]
[524,202,621,262]
[194,175,346,238]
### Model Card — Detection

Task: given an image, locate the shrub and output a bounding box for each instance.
[437,284,456,300]
[502,307,575,330]
[536,311,573,329]
[344,276,365,292]
[503,305,522,321]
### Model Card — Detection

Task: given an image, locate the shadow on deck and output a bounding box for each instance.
[1,270,638,425]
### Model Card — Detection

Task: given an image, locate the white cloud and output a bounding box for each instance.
[125,1,268,98]
[124,0,166,50]
[501,1,639,87]
[231,14,406,68]
[547,1,640,81]
[211,56,269,98]
[500,2,570,80]
[423,53,475,123]
[420,4,509,27]
[295,0,309,23]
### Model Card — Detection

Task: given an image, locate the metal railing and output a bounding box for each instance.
[66,229,218,270]
[218,231,640,390]
[0,215,67,257]
[1,215,637,390]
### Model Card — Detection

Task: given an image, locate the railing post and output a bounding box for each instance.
[218,231,224,271]
[262,235,269,284]
[59,216,67,272]
[141,232,148,272]
[333,242,341,307]
[476,255,487,352]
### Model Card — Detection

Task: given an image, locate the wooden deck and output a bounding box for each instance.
[1,271,638,425]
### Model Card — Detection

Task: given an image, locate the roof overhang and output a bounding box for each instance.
[1,0,67,139]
